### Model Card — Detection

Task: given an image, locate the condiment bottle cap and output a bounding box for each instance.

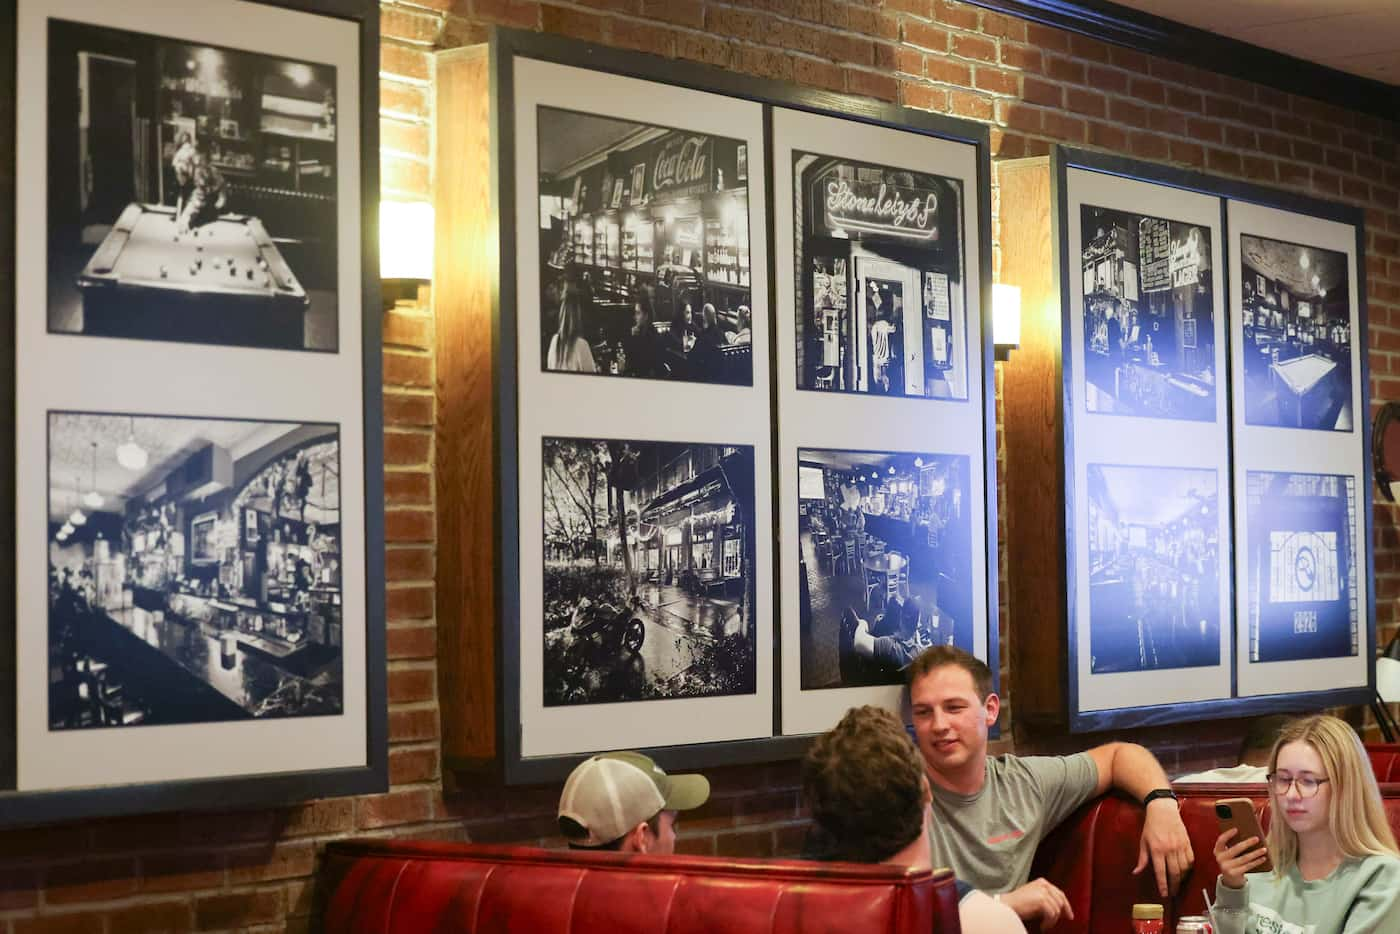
[1132,905,1165,920]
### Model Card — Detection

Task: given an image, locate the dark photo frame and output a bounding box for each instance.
[1054,146,1372,732]
[0,0,385,829]
[483,28,995,783]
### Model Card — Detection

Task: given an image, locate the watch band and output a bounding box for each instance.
[1143,788,1178,808]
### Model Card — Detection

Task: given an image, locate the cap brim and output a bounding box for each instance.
[663,773,710,811]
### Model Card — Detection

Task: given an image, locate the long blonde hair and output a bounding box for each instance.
[1265,714,1398,874]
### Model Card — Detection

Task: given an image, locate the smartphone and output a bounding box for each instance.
[1214,798,1273,873]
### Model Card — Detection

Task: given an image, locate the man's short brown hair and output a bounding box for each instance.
[802,705,925,864]
[906,645,994,700]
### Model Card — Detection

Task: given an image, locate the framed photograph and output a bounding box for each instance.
[540,437,757,708]
[789,149,969,401]
[44,15,341,352]
[501,40,776,778]
[2,0,384,827]
[1058,150,1234,729]
[535,104,755,386]
[771,105,993,737]
[1056,147,1373,730]
[1227,196,1369,700]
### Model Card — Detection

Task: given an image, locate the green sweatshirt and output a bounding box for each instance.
[1214,854,1400,934]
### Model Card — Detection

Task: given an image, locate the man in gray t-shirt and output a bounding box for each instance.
[910,647,1194,927]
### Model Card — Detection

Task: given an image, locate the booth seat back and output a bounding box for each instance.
[1030,783,1400,934]
[1367,743,1400,781]
[322,839,962,934]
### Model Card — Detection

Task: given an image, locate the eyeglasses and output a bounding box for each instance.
[1266,773,1330,798]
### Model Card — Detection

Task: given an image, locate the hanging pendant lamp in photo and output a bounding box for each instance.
[83,441,103,509]
[117,415,148,471]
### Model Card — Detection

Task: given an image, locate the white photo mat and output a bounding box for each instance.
[1063,167,1233,714]
[772,107,987,736]
[1227,199,1368,698]
[14,0,367,791]
[512,58,774,758]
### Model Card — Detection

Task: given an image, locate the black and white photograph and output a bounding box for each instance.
[536,107,753,384]
[793,153,967,400]
[1085,464,1221,674]
[1080,205,1216,420]
[541,437,757,706]
[1239,234,1353,431]
[47,412,343,730]
[797,449,972,689]
[1246,471,1358,664]
[47,19,339,351]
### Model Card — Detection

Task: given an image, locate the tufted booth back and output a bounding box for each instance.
[322,839,963,934]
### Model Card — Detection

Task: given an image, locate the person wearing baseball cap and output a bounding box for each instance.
[557,751,710,854]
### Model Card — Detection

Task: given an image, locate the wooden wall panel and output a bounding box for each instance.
[434,47,498,766]
[997,157,1070,738]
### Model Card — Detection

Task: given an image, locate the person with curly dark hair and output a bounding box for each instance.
[802,705,1024,931]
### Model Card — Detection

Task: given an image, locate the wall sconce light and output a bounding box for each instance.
[993,283,1021,361]
[380,200,435,310]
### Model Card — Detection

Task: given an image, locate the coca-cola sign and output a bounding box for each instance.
[652,133,712,197]
[823,177,940,241]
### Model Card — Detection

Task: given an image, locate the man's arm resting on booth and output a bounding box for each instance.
[1086,742,1194,897]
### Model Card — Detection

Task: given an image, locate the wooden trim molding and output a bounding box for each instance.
[968,0,1399,121]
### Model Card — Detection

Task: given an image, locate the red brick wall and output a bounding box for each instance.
[2,1,1397,930]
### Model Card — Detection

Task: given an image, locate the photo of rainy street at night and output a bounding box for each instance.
[540,437,757,707]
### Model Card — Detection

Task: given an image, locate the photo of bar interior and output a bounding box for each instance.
[1085,464,1221,674]
[1080,205,1215,421]
[48,413,343,730]
[536,107,752,384]
[797,449,972,689]
[47,20,339,350]
[793,154,966,400]
[1240,234,1352,431]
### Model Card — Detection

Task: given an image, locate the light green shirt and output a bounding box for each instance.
[926,752,1099,893]
[1214,854,1400,934]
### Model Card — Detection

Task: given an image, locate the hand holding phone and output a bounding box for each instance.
[1213,798,1272,888]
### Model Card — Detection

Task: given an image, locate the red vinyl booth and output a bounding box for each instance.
[322,748,1400,933]
[322,839,963,934]
[1033,782,1400,934]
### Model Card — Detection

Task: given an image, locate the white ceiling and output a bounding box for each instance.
[48,414,297,523]
[1112,0,1400,85]
[1093,464,1216,527]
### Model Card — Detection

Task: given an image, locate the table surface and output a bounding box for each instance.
[79,202,305,300]
[1272,353,1338,394]
[863,553,906,574]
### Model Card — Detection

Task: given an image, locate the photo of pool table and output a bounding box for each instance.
[1270,353,1340,429]
[75,202,310,349]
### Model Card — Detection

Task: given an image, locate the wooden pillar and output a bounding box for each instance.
[998,157,1071,740]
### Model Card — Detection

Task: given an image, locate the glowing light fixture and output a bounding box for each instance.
[380,200,435,309]
[993,284,1021,361]
[117,416,148,472]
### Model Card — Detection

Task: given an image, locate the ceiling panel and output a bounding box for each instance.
[1109,0,1400,85]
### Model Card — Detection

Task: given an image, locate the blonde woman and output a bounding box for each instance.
[546,292,596,373]
[1213,714,1400,933]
